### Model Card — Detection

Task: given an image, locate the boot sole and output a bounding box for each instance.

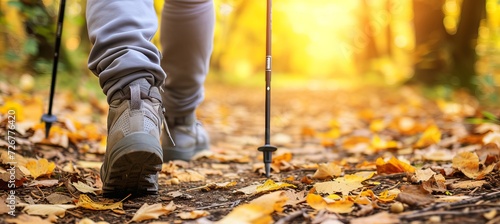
[102,133,162,197]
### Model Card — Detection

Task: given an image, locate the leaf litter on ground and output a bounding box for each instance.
[1,82,500,223]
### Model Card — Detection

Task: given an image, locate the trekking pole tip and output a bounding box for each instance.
[41,114,57,139]
[258,144,277,178]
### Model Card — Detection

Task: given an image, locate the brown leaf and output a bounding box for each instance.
[312,162,342,180]
[422,174,447,193]
[448,180,487,189]
[45,193,73,204]
[396,185,434,207]
[376,157,415,174]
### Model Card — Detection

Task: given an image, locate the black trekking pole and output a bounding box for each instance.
[258,0,277,178]
[41,0,66,138]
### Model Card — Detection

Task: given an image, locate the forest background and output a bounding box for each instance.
[1,0,499,103]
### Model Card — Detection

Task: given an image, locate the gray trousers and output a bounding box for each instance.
[86,0,214,118]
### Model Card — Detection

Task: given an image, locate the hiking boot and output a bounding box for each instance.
[101,79,164,197]
[161,113,210,161]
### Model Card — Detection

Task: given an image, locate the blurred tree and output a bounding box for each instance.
[355,0,381,75]
[410,0,486,91]
[9,0,74,74]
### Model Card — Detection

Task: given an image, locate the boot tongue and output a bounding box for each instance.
[109,79,161,103]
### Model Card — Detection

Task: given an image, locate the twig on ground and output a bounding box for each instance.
[400,207,497,220]
[400,189,500,221]
[196,200,241,210]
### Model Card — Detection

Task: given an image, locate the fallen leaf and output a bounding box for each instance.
[371,135,399,151]
[376,157,415,174]
[187,181,237,192]
[255,179,296,194]
[129,202,176,223]
[217,191,287,224]
[0,167,28,189]
[173,170,205,182]
[75,194,122,211]
[22,204,76,217]
[45,193,73,204]
[62,161,77,173]
[396,185,434,206]
[434,195,471,203]
[283,190,307,206]
[5,214,55,224]
[76,218,110,224]
[28,179,59,188]
[312,162,342,180]
[413,168,436,182]
[177,210,210,220]
[452,151,495,179]
[314,171,375,195]
[414,124,442,148]
[0,195,10,215]
[72,181,100,195]
[306,192,354,213]
[377,190,399,203]
[422,174,447,193]
[483,209,497,220]
[25,158,56,179]
[448,180,487,189]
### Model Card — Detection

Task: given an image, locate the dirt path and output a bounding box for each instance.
[0,84,499,223]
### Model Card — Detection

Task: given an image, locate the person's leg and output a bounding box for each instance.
[160,0,215,161]
[87,0,165,197]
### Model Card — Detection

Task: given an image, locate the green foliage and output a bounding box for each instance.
[23,37,38,55]
[466,111,500,124]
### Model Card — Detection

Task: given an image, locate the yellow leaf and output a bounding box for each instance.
[312,162,342,180]
[25,158,56,179]
[76,194,123,211]
[452,152,495,179]
[376,157,415,174]
[378,190,398,202]
[415,125,441,148]
[255,179,296,194]
[177,210,210,220]
[314,171,375,195]
[369,119,386,132]
[371,135,399,151]
[217,191,287,224]
[306,193,354,213]
[129,202,176,223]
[272,151,292,165]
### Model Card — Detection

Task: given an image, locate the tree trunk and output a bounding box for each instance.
[410,0,448,85]
[355,0,380,75]
[450,0,485,90]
